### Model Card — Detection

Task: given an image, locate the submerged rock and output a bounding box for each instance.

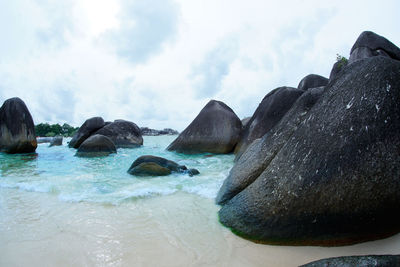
[94,120,143,148]
[49,136,63,147]
[218,56,400,246]
[297,74,328,91]
[69,117,105,148]
[167,100,242,154]
[128,155,199,177]
[75,134,116,157]
[0,97,37,153]
[300,255,400,267]
[234,87,304,159]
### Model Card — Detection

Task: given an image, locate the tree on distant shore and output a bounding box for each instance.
[35,123,79,137]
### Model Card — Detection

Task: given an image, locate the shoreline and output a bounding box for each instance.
[1,188,399,267]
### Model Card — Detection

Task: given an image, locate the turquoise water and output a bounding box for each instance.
[0,136,234,204]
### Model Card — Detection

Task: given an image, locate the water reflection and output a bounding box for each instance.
[0,153,38,177]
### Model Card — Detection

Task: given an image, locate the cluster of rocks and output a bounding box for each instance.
[68,117,143,157]
[214,31,400,246]
[140,127,179,136]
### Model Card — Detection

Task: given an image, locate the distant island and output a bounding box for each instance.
[34,123,178,137]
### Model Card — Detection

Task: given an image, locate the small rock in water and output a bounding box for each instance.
[128,155,200,177]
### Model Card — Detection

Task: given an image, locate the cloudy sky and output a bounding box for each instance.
[0,0,399,130]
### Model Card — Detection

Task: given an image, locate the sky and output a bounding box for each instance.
[0,0,399,131]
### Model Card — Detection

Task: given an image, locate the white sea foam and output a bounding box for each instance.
[0,135,234,204]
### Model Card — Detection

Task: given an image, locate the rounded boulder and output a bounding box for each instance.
[167,100,242,154]
[0,97,37,153]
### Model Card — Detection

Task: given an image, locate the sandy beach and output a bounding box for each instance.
[1,188,399,267]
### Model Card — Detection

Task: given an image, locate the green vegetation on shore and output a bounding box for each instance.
[35,123,79,137]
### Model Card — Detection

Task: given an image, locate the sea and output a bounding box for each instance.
[1,135,399,266]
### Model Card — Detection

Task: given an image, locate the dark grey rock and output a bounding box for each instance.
[37,137,54,144]
[349,31,400,63]
[234,87,304,160]
[297,74,328,91]
[127,155,199,176]
[0,97,37,153]
[167,100,242,154]
[94,119,143,148]
[241,117,251,128]
[75,134,116,157]
[129,162,172,176]
[217,86,325,205]
[329,60,348,82]
[49,136,63,147]
[218,56,400,246]
[69,117,105,148]
[187,168,200,177]
[300,255,400,267]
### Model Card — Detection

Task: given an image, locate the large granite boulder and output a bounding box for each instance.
[349,31,400,63]
[297,74,328,91]
[69,117,105,148]
[217,86,325,205]
[300,255,400,267]
[218,56,400,246]
[93,119,143,148]
[128,155,199,176]
[75,134,116,157]
[0,97,37,153]
[167,100,242,154]
[234,87,304,159]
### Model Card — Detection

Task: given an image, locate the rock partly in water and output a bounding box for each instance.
[218,56,400,246]
[69,117,105,148]
[300,255,400,267]
[297,74,328,91]
[349,31,400,63]
[0,97,37,154]
[234,87,304,159]
[94,119,143,148]
[128,155,199,177]
[167,100,242,154]
[75,134,117,157]
[49,136,63,147]
[37,137,54,144]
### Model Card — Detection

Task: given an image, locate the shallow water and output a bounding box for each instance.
[1,136,399,266]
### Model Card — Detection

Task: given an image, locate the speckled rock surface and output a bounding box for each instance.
[218,56,400,246]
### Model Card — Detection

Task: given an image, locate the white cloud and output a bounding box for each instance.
[0,0,399,131]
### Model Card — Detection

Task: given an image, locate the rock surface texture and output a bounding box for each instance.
[94,120,143,148]
[167,100,242,154]
[128,155,199,176]
[75,134,117,157]
[349,31,400,63]
[0,97,37,153]
[217,56,400,246]
[234,87,304,159]
[69,117,105,148]
[297,74,328,91]
[300,255,400,267]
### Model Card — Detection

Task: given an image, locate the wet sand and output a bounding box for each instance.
[1,188,399,267]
